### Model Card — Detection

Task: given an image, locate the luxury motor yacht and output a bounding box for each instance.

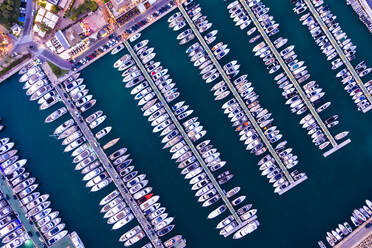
[111,43,125,55]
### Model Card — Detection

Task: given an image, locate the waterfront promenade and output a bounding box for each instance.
[42,63,166,248]
[0,56,33,84]
[335,217,372,248]
[238,0,351,157]
[118,0,186,36]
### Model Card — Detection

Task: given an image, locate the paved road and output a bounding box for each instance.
[13,0,34,51]
[117,0,176,34]
[336,220,372,248]
[39,48,72,69]
[24,0,34,36]
[10,0,74,70]
[74,37,109,62]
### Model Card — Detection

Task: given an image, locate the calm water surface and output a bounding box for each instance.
[1,0,372,247]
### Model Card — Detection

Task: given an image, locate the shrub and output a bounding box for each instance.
[68,0,97,20]
[47,61,67,78]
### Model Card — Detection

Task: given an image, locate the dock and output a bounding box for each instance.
[0,139,84,247]
[52,233,82,248]
[178,5,301,186]
[0,154,84,248]
[0,174,47,247]
[303,0,372,113]
[238,0,351,157]
[335,216,372,248]
[124,40,254,237]
[41,63,166,248]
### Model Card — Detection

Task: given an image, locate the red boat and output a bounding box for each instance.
[137,193,154,205]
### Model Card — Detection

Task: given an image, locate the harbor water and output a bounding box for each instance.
[1,0,372,247]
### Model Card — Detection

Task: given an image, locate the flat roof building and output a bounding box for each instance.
[55,30,71,50]
[47,0,60,5]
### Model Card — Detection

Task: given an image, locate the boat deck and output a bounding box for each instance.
[178,4,306,188]
[0,174,47,247]
[172,238,187,248]
[41,63,166,248]
[303,0,372,113]
[334,216,372,248]
[124,40,244,227]
[238,0,351,157]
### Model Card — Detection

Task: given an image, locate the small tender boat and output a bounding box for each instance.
[103,138,120,150]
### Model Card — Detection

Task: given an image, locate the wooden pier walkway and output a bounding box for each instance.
[303,0,372,113]
[238,0,351,157]
[42,63,166,248]
[0,176,46,247]
[178,4,300,187]
[124,40,253,236]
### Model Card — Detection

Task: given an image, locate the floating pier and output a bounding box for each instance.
[0,176,46,247]
[178,5,303,186]
[41,63,166,248]
[0,159,83,248]
[238,0,351,157]
[303,0,372,113]
[124,40,254,236]
[51,233,84,248]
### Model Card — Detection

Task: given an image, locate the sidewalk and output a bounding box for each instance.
[0,55,33,84]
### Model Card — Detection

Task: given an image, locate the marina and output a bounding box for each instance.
[122,40,259,238]
[39,63,186,248]
[0,0,371,247]
[317,199,372,247]
[174,1,307,194]
[0,120,84,248]
[334,215,372,248]
[292,0,372,112]
[230,0,352,158]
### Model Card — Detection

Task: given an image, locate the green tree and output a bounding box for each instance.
[2,11,9,19]
[39,22,52,32]
[51,5,59,14]
[67,0,97,20]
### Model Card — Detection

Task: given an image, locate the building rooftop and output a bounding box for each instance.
[33,7,59,36]
[58,0,71,10]
[55,30,71,49]
[47,0,60,6]
[63,22,84,46]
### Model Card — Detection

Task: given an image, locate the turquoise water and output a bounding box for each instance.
[1,0,372,247]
